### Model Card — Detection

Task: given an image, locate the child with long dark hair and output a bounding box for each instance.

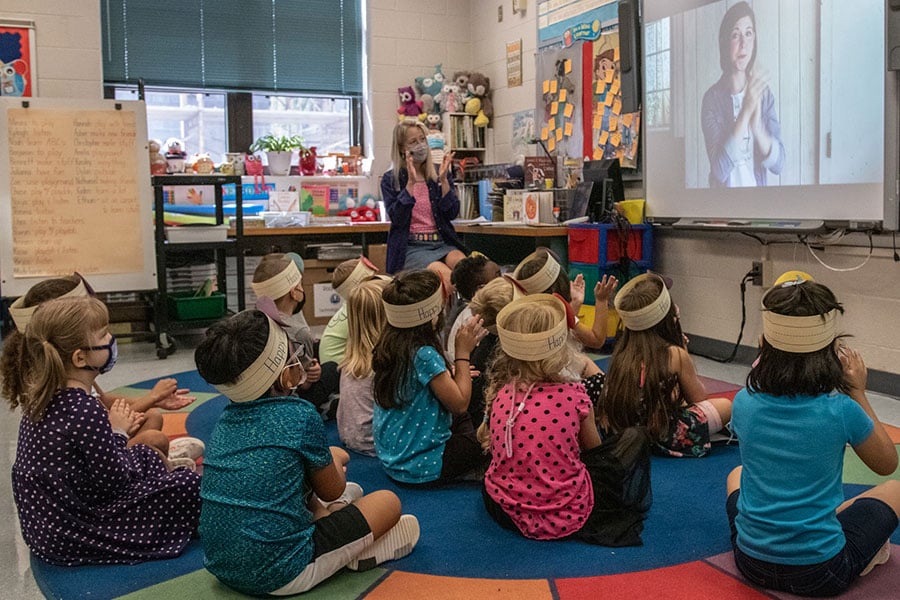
[598,273,732,457]
[726,275,899,596]
[372,270,488,484]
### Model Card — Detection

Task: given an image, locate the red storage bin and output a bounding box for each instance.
[568,226,599,263]
[606,228,644,262]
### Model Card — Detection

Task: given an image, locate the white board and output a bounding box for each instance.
[0,97,156,296]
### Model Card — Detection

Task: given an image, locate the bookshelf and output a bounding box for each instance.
[443,112,486,153]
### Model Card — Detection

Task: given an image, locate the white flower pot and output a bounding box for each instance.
[266,151,293,176]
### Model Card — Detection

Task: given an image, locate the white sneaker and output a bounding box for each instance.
[168,437,205,461]
[320,482,364,510]
[860,540,891,576]
[168,456,198,472]
[347,514,420,572]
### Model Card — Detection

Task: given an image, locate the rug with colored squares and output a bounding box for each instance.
[30,369,900,599]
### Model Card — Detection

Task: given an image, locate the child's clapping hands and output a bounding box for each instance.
[108,398,140,436]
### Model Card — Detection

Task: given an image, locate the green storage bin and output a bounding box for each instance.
[166,291,226,321]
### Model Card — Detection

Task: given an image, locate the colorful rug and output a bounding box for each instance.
[30,370,900,599]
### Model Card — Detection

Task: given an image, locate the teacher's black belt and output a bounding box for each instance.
[410,232,441,242]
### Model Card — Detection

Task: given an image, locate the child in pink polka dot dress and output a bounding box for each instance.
[10,296,201,565]
[481,294,651,546]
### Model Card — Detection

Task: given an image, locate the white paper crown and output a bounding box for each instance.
[497,294,569,361]
[251,260,302,300]
[334,258,378,300]
[513,250,562,294]
[10,278,89,332]
[383,285,444,328]
[762,308,838,353]
[214,315,289,402]
[614,274,672,331]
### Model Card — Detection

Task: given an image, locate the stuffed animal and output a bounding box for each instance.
[397,86,424,117]
[438,83,462,114]
[415,64,445,114]
[452,71,472,104]
[424,113,442,132]
[163,137,187,173]
[148,140,167,175]
[465,72,493,127]
[191,153,215,175]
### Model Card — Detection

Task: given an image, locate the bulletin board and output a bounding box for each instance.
[0,97,156,296]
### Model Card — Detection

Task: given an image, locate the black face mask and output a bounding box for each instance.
[292,294,306,314]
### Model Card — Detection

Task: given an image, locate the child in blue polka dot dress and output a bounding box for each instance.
[2,274,199,465]
[480,294,651,546]
[372,269,489,485]
[10,296,201,565]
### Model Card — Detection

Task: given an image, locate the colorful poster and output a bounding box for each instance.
[537,46,582,158]
[511,109,536,161]
[506,39,522,88]
[0,21,36,97]
[587,33,641,168]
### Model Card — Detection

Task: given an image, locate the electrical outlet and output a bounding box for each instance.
[750,261,763,286]
[498,5,503,22]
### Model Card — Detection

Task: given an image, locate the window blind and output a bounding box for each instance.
[101,0,363,94]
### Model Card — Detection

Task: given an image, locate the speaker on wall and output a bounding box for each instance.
[618,0,642,113]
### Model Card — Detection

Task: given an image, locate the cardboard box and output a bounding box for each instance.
[366,243,387,272]
[301,259,345,326]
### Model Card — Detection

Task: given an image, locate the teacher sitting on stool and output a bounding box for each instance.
[381,119,467,286]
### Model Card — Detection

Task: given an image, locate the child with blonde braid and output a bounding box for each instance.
[480,294,650,546]
[726,274,900,596]
[598,273,732,458]
[11,296,201,565]
[373,270,488,485]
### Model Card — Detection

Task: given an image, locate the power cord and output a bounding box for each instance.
[690,267,755,364]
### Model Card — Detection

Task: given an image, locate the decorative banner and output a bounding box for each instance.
[0,20,37,97]
[538,0,618,48]
[506,39,522,88]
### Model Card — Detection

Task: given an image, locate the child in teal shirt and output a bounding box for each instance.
[195,310,419,595]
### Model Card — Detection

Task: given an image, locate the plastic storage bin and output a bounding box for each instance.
[166,291,226,321]
[568,223,653,266]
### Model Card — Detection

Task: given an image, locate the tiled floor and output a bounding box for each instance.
[1,336,898,599]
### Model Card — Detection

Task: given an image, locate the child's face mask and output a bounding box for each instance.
[407,142,429,164]
[80,335,118,374]
[279,344,308,393]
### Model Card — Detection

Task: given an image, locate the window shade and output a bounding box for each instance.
[101,0,363,94]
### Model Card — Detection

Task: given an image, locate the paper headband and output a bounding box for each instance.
[10,278,89,332]
[334,257,378,300]
[614,274,672,331]
[497,294,569,361]
[762,308,838,353]
[251,260,302,300]
[513,251,562,295]
[383,285,444,328]
[214,315,290,402]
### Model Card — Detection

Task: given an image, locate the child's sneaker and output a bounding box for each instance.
[320,482,364,510]
[347,514,420,572]
[168,456,198,472]
[860,540,891,576]
[168,436,205,461]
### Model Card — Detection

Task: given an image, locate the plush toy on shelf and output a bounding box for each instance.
[397,86,424,117]
[465,72,493,127]
[164,137,187,173]
[424,113,442,132]
[438,83,463,114]
[452,70,472,104]
[191,153,215,175]
[415,64,445,114]
[148,139,168,175]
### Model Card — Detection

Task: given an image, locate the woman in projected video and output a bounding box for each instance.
[701,2,784,188]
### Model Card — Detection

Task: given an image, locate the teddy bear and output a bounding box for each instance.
[415,64,445,113]
[397,86,424,117]
[465,72,492,127]
[191,153,215,175]
[148,140,168,175]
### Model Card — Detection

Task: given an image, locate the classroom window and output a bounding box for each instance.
[645,18,671,129]
[113,88,228,160]
[252,94,353,155]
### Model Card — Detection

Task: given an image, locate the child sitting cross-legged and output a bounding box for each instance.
[195,310,419,596]
[479,294,651,546]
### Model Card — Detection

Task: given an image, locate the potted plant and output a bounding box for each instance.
[249,134,305,176]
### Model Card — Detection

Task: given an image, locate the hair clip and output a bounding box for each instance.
[779,277,808,288]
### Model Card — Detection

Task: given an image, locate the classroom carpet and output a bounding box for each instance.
[29,369,900,600]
